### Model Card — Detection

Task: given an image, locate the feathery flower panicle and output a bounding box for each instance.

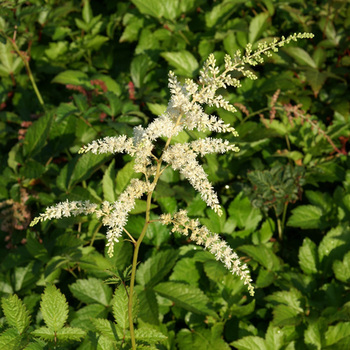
[160,210,254,296]
[31,33,313,296]
[30,200,98,226]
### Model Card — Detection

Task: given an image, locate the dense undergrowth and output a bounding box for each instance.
[0,0,349,349]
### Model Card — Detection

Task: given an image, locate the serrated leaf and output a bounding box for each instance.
[304,320,326,350]
[41,285,68,332]
[272,304,301,326]
[1,294,31,333]
[265,325,285,349]
[0,42,23,76]
[239,245,281,271]
[130,54,152,88]
[52,70,91,88]
[325,322,350,348]
[249,12,269,44]
[231,336,267,350]
[136,249,178,288]
[0,328,23,350]
[23,113,53,157]
[31,326,86,342]
[299,238,318,274]
[91,318,120,341]
[153,282,216,317]
[177,327,230,350]
[161,51,199,77]
[31,327,55,341]
[57,152,111,191]
[333,251,350,283]
[23,339,46,350]
[131,0,164,18]
[287,205,323,229]
[115,160,140,195]
[112,286,129,331]
[318,226,350,274]
[103,159,117,202]
[265,289,303,312]
[69,278,112,306]
[54,327,86,341]
[135,327,167,344]
[228,193,262,231]
[136,287,159,325]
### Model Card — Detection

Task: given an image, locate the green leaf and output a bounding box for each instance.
[304,320,326,350]
[299,238,319,274]
[170,258,201,286]
[82,0,93,23]
[177,327,230,350]
[84,35,109,50]
[305,68,328,96]
[112,286,129,331]
[161,51,199,77]
[272,304,301,326]
[52,70,92,88]
[265,325,285,349]
[136,287,159,325]
[325,322,350,349]
[239,245,281,271]
[0,328,23,350]
[31,326,86,342]
[41,285,68,332]
[231,336,267,350]
[119,13,144,43]
[205,1,239,29]
[136,249,178,288]
[57,152,111,191]
[69,278,112,306]
[333,251,350,283]
[30,327,55,341]
[130,54,152,88]
[287,205,323,229]
[115,160,139,195]
[23,112,53,157]
[91,318,121,341]
[228,193,263,231]
[284,47,317,68]
[249,12,269,44]
[0,42,23,76]
[134,327,167,344]
[54,327,86,342]
[23,339,46,350]
[153,282,216,317]
[131,0,164,18]
[265,289,303,312]
[1,294,31,333]
[102,159,117,202]
[318,226,350,274]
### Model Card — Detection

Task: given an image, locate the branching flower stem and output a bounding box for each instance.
[128,114,183,350]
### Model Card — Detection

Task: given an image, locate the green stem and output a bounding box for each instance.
[7,36,45,107]
[281,202,288,239]
[128,114,183,349]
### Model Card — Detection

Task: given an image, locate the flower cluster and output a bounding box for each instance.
[31,33,313,294]
[160,210,254,296]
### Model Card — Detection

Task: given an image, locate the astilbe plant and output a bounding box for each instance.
[30,32,313,349]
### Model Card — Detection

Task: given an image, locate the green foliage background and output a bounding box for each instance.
[0,0,349,349]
